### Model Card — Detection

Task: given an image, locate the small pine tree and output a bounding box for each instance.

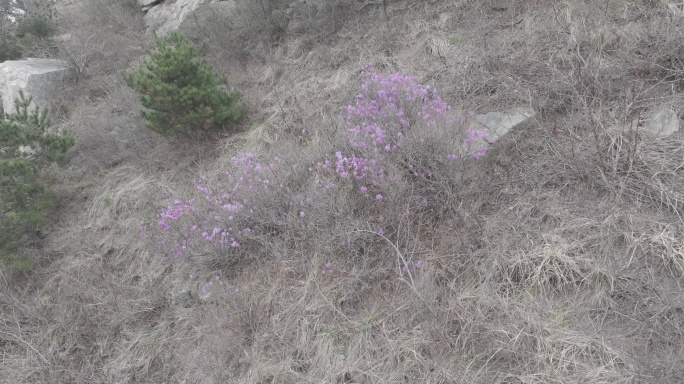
[13,1,58,41]
[0,92,74,261]
[0,2,58,62]
[125,32,244,135]
[0,0,23,62]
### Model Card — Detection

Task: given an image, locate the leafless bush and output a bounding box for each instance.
[54,0,146,77]
[285,0,359,36]
[179,0,367,64]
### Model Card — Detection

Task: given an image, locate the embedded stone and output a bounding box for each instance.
[470,107,535,143]
[643,107,679,137]
[0,59,72,115]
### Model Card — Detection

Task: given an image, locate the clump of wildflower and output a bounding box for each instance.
[152,153,279,264]
[313,65,489,200]
[321,262,333,275]
[200,276,224,299]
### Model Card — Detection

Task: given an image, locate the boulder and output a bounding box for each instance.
[0,59,72,115]
[642,107,680,137]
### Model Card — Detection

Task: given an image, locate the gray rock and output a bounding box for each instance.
[470,107,535,143]
[449,107,534,159]
[137,0,158,7]
[643,107,680,137]
[137,0,159,11]
[180,0,236,24]
[0,59,72,115]
[437,12,452,30]
[144,0,237,37]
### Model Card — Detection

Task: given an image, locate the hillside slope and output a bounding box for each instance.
[2,0,684,383]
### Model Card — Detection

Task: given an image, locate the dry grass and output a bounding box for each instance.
[3,0,684,383]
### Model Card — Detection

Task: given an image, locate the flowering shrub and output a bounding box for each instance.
[312,66,489,218]
[152,153,279,265]
[148,67,489,282]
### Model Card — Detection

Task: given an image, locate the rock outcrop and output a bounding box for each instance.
[139,0,232,37]
[0,59,71,115]
[137,0,163,13]
[178,0,237,30]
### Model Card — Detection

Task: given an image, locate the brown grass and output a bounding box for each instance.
[3,0,684,383]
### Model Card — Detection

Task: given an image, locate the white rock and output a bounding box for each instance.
[643,107,680,137]
[18,145,37,156]
[0,59,72,115]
